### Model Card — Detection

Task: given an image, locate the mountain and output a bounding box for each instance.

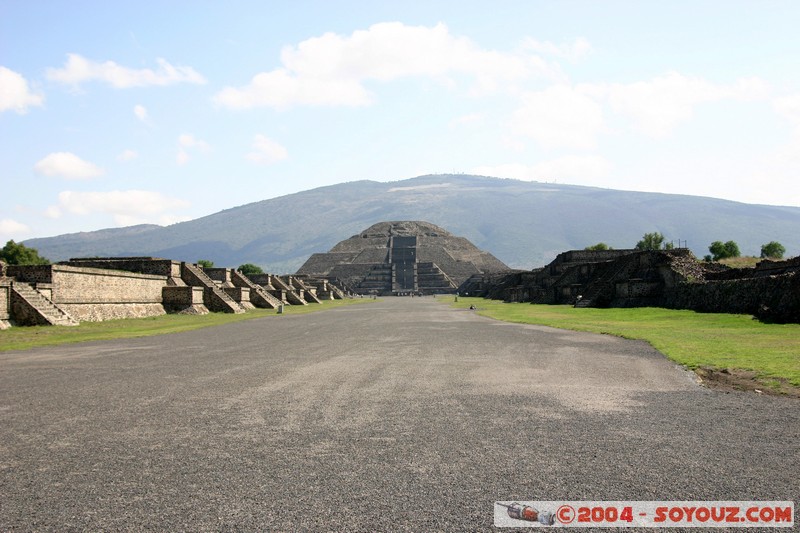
[24,174,800,273]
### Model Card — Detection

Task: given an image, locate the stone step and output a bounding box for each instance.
[230,270,283,309]
[11,282,79,326]
[181,263,245,313]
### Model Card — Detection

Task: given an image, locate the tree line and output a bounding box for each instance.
[586,233,786,261]
[0,240,268,274]
[0,237,790,269]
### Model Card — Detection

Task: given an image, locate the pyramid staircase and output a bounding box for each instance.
[357,265,392,294]
[272,276,307,305]
[181,263,245,313]
[230,270,283,309]
[417,262,457,293]
[326,282,347,299]
[288,276,322,304]
[10,282,79,326]
[391,262,418,294]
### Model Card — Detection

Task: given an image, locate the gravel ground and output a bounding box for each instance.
[1,297,797,531]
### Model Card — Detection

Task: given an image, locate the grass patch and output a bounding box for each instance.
[718,256,760,268]
[450,297,800,389]
[0,298,372,352]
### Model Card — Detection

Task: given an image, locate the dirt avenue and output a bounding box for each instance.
[1,298,797,530]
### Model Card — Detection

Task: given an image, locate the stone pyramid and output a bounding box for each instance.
[296,221,509,295]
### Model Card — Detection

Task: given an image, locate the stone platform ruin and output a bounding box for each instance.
[0,257,350,328]
[460,249,800,323]
[296,221,510,296]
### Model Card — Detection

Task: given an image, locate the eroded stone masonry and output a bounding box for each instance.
[459,249,800,323]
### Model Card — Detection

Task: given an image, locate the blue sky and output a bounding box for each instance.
[2,1,800,242]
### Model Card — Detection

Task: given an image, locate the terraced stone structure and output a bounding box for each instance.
[296,221,509,295]
[460,249,800,323]
[1,256,347,328]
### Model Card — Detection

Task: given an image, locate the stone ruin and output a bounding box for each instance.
[0,257,350,328]
[296,221,510,296]
[460,249,800,323]
[4,221,797,327]
[3,218,511,328]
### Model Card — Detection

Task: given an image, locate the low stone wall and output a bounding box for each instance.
[6,265,53,284]
[52,265,164,303]
[9,264,168,322]
[223,287,254,309]
[203,268,233,287]
[246,273,275,289]
[60,303,166,322]
[65,258,184,285]
[665,273,800,323]
[163,286,208,314]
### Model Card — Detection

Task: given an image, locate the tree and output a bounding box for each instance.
[0,240,50,265]
[708,240,741,261]
[238,263,264,275]
[197,259,214,268]
[760,241,786,260]
[635,232,665,251]
[585,243,612,251]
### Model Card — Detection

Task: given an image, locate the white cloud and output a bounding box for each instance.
[178,133,210,150]
[247,134,288,164]
[506,73,771,150]
[176,134,210,165]
[0,218,31,239]
[133,104,149,122]
[118,149,138,161]
[215,70,373,110]
[472,155,613,183]
[46,53,206,88]
[0,66,44,113]
[176,149,190,165]
[214,22,553,110]
[511,85,604,150]
[588,72,770,137]
[34,152,104,180]
[53,190,190,226]
[521,37,593,61]
[761,93,800,197]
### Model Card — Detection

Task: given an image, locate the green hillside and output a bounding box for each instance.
[25,175,800,273]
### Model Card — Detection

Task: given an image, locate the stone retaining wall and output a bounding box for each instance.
[65,258,184,285]
[665,273,800,322]
[163,286,208,314]
[8,264,168,322]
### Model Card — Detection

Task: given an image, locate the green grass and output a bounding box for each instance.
[0,298,373,352]
[451,297,800,388]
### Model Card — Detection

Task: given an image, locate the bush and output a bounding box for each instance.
[585,243,611,251]
[238,263,264,275]
[635,232,665,251]
[709,240,741,261]
[760,241,786,260]
[0,240,50,265]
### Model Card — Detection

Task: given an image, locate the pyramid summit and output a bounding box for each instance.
[296,221,509,295]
